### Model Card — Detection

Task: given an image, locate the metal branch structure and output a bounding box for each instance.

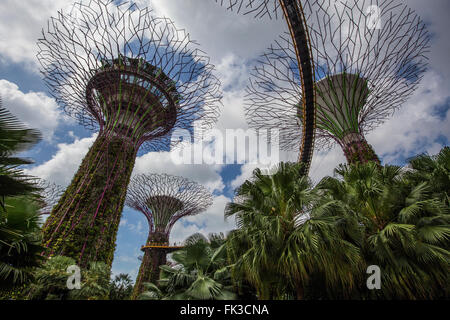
[245,0,430,164]
[126,173,213,299]
[214,0,317,174]
[37,0,221,267]
[215,0,281,19]
[34,179,64,216]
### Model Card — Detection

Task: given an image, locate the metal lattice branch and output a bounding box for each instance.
[37,0,221,267]
[246,0,430,154]
[38,0,221,152]
[214,0,318,172]
[215,0,282,19]
[126,173,213,238]
[126,172,213,299]
[34,179,64,215]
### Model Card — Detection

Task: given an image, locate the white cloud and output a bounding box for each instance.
[369,71,450,163]
[170,195,236,243]
[16,0,448,194]
[408,0,450,75]
[147,0,285,64]
[134,150,225,193]
[230,163,257,191]
[214,54,252,131]
[0,0,73,70]
[25,133,96,186]
[308,147,346,183]
[0,0,284,72]
[0,79,67,141]
[126,220,145,236]
[119,219,127,227]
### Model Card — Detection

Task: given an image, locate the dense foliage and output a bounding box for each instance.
[109,273,134,300]
[0,103,44,292]
[223,152,449,300]
[406,147,450,206]
[316,161,449,299]
[225,163,364,299]
[140,233,239,300]
[42,135,136,268]
[27,255,111,300]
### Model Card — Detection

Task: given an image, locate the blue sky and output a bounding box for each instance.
[0,0,449,280]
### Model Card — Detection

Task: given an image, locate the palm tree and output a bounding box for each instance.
[317,162,450,299]
[140,233,237,300]
[0,196,44,292]
[69,261,110,300]
[0,101,41,209]
[406,147,450,206]
[28,255,111,300]
[225,162,363,300]
[0,100,44,293]
[108,273,133,300]
[28,256,76,300]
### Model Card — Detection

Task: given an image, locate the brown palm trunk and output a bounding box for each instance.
[296,284,304,300]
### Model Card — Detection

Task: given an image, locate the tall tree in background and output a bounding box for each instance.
[126,173,213,299]
[243,0,430,164]
[37,0,221,268]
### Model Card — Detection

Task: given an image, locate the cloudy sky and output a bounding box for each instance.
[0,0,448,279]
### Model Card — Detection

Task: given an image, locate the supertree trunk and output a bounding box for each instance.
[126,174,213,299]
[42,132,137,267]
[240,1,430,166]
[36,0,221,275]
[340,133,380,165]
[131,233,169,299]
